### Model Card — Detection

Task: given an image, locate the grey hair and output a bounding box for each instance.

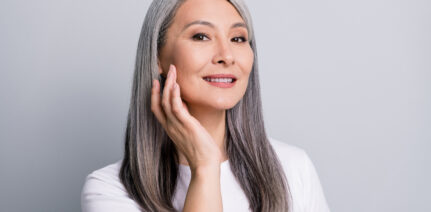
[119,0,292,211]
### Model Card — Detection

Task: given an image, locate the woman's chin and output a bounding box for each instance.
[186,98,240,111]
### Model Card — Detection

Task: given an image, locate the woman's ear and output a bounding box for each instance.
[157,59,167,91]
[157,59,163,75]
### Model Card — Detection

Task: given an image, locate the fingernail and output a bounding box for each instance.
[170,64,175,76]
[168,69,172,78]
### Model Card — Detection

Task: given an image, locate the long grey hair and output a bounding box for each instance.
[119,0,292,211]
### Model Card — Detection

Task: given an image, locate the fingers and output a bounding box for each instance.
[151,78,166,126]
[152,64,192,132]
[171,81,191,124]
[161,65,182,127]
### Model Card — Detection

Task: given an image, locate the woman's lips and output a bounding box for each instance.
[202,74,237,88]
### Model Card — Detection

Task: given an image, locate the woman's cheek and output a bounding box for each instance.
[245,48,254,72]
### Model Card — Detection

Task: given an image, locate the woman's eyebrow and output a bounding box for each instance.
[181,20,247,32]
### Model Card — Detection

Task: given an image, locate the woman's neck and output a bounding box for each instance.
[177,104,228,166]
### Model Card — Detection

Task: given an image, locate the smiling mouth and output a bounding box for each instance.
[202,75,237,88]
[202,74,237,83]
[203,77,236,83]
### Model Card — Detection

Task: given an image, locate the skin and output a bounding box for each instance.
[151,0,254,211]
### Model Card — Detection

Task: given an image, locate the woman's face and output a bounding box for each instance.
[158,0,254,110]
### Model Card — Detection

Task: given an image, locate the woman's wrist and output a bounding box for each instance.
[184,163,223,212]
[190,163,221,179]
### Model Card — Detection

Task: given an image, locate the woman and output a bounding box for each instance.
[81,0,330,211]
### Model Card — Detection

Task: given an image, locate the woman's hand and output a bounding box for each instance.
[151,64,223,212]
[151,64,223,171]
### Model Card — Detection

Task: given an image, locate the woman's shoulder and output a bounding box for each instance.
[267,136,316,180]
[81,160,124,194]
[81,160,142,212]
[268,136,309,166]
[268,136,331,212]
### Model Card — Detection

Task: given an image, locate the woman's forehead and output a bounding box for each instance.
[173,0,245,29]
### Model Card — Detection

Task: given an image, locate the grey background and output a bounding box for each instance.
[0,0,429,211]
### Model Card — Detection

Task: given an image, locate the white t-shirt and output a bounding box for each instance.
[81,137,331,212]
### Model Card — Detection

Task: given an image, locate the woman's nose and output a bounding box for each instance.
[212,39,234,66]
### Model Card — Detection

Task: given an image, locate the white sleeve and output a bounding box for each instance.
[301,151,331,212]
[81,173,143,212]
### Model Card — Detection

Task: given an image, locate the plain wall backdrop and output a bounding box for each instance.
[0,0,430,211]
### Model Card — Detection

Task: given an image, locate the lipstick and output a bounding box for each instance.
[202,74,237,88]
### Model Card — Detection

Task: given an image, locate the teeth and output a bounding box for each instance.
[204,77,234,83]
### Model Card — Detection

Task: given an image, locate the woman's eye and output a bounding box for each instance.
[192,33,247,43]
[232,37,247,43]
[192,33,210,41]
